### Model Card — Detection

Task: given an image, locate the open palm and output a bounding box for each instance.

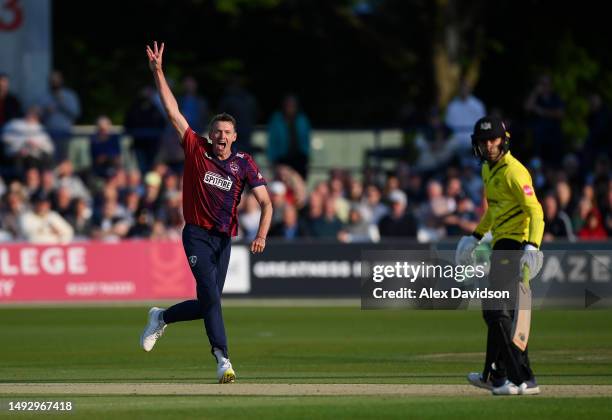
[146,41,164,72]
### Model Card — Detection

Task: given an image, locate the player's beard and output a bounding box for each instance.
[485,145,503,163]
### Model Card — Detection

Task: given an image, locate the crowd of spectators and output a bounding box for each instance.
[1,71,611,244]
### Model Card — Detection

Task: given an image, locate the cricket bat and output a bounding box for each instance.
[511,265,531,351]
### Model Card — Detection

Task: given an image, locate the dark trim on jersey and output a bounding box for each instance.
[495,209,524,229]
[495,204,522,223]
[485,164,508,185]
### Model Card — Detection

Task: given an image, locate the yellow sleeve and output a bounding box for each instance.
[507,168,545,247]
[474,200,492,239]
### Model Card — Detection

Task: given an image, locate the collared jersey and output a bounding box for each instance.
[182,128,267,236]
[474,151,544,247]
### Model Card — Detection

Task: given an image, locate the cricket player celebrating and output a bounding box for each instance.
[455,116,544,395]
[140,42,273,383]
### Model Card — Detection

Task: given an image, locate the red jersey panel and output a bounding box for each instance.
[182,128,266,236]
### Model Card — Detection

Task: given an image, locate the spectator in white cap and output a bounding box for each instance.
[19,189,74,244]
[378,189,418,238]
[269,180,288,225]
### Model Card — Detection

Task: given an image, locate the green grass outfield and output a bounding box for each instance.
[1,305,611,419]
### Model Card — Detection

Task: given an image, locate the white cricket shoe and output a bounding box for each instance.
[217,359,236,384]
[518,380,541,395]
[467,372,493,390]
[140,307,166,352]
[492,380,521,395]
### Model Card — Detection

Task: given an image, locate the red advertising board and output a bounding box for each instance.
[0,241,197,302]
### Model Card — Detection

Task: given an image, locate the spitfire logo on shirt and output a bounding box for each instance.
[204,171,233,191]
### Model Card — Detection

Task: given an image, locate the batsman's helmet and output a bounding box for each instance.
[471,116,510,161]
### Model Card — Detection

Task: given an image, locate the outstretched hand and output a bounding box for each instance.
[145,41,164,72]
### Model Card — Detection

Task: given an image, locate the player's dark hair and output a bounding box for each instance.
[209,113,237,131]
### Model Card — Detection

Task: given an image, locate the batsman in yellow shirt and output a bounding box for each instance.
[455,116,544,395]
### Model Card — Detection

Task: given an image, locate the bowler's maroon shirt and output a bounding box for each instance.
[182,127,266,236]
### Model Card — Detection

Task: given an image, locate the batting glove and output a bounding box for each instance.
[455,235,480,265]
[519,244,543,280]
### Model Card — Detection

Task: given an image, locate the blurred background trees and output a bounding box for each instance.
[54,0,612,147]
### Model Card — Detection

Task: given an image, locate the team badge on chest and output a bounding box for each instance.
[229,161,239,175]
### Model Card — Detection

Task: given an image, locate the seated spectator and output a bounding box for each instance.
[378,190,417,238]
[347,179,364,206]
[338,206,380,243]
[2,106,54,175]
[572,196,591,233]
[269,181,288,226]
[443,194,478,237]
[308,197,344,239]
[92,199,130,241]
[414,107,454,172]
[238,193,261,241]
[56,160,91,203]
[359,184,388,225]
[150,220,169,240]
[269,204,304,240]
[445,176,464,209]
[405,172,426,204]
[23,167,41,198]
[555,180,575,217]
[158,191,183,240]
[140,171,163,217]
[90,115,121,178]
[18,189,73,244]
[329,176,350,223]
[578,208,608,240]
[66,197,93,240]
[0,189,27,240]
[161,170,180,201]
[126,169,145,197]
[460,164,483,205]
[127,207,154,239]
[53,185,75,220]
[542,193,575,242]
[273,164,307,209]
[418,180,455,241]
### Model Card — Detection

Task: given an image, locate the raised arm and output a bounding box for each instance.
[146,41,189,142]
